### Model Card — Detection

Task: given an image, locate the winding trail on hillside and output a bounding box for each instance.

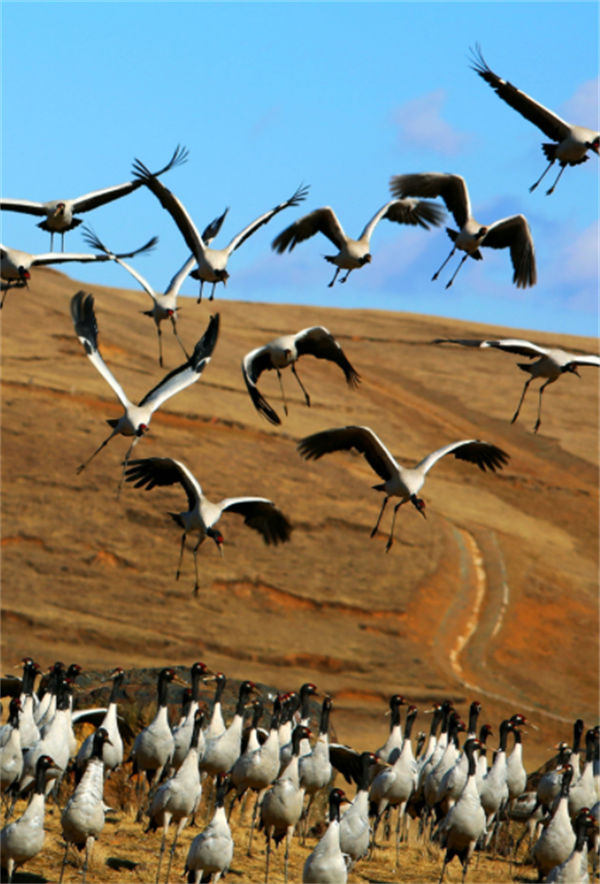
[447,525,573,725]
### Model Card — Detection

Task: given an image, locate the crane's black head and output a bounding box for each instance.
[215,269,230,284]
[589,136,600,154]
[18,266,31,285]
[135,423,149,437]
[562,363,580,377]
[410,494,426,518]
[360,254,372,266]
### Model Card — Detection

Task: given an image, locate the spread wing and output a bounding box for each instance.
[389,173,470,229]
[70,291,131,408]
[360,199,446,241]
[1,198,49,217]
[415,439,509,476]
[124,457,202,513]
[433,337,549,358]
[138,314,220,411]
[219,498,292,544]
[293,327,360,387]
[297,425,398,482]
[227,183,309,253]
[470,45,571,142]
[241,347,281,425]
[482,215,537,288]
[272,206,347,253]
[71,145,189,211]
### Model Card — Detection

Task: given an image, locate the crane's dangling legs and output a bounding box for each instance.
[445,253,470,289]
[386,499,408,553]
[291,364,311,407]
[277,369,289,416]
[432,246,456,281]
[534,377,557,433]
[510,376,533,426]
[370,495,389,539]
[546,163,567,196]
[529,159,555,193]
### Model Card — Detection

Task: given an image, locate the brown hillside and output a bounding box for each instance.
[1,267,598,767]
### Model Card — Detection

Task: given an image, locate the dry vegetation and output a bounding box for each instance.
[1,266,599,882]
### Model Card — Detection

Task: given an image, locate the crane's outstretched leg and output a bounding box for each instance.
[529,159,555,193]
[82,835,94,884]
[291,364,311,407]
[76,429,118,475]
[546,163,567,195]
[197,280,204,303]
[191,537,206,595]
[370,496,389,538]
[432,247,456,281]
[340,269,354,283]
[533,378,556,433]
[117,436,141,498]
[264,828,272,884]
[277,369,289,416]
[327,266,341,287]
[170,314,190,361]
[445,253,469,289]
[164,821,183,884]
[511,377,532,425]
[386,500,408,552]
[156,325,164,369]
[175,532,188,582]
[155,817,169,884]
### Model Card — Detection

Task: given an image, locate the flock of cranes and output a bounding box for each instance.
[0,660,598,884]
[1,40,599,884]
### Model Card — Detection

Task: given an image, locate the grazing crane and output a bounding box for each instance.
[59,728,111,884]
[0,144,187,250]
[0,234,157,307]
[302,788,349,884]
[260,725,312,884]
[389,172,536,289]
[0,755,57,883]
[470,45,600,195]
[242,326,360,425]
[297,426,509,551]
[124,456,292,593]
[70,292,219,487]
[184,773,234,884]
[131,152,309,300]
[437,738,485,884]
[147,710,204,884]
[271,198,445,287]
[81,225,196,367]
[433,336,600,433]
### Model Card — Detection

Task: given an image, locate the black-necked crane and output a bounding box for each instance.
[297,426,509,552]
[0,234,157,308]
[334,750,380,869]
[0,144,187,250]
[433,336,600,433]
[479,719,514,844]
[271,198,446,287]
[260,724,311,884]
[70,292,219,487]
[299,696,334,839]
[546,807,595,883]
[15,658,40,752]
[437,738,486,884]
[184,773,234,884]
[0,699,23,798]
[568,727,598,819]
[533,764,577,879]
[242,326,360,425]
[375,694,406,764]
[129,667,187,802]
[147,709,204,884]
[470,45,600,195]
[170,662,209,772]
[81,225,196,367]
[204,673,227,742]
[75,667,126,779]
[200,681,258,779]
[0,755,57,883]
[389,172,537,289]
[302,787,349,884]
[124,456,292,593]
[59,727,111,884]
[131,151,309,301]
[20,676,73,796]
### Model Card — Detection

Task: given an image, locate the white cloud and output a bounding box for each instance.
[562,77,600,130]
[392,89,472,156]
[554,220,599,287]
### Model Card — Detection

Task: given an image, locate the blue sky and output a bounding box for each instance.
[2,1,598,337]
